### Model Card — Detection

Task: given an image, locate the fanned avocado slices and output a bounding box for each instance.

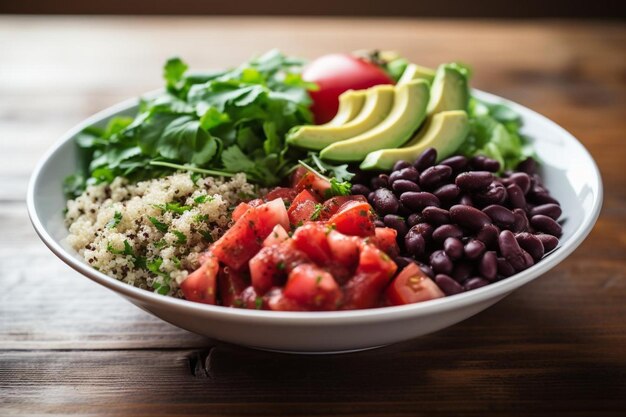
[320,79,430,162]
[286,85,395,151]
[397,63,436,85]
[325,90,367,126]
[360,110,470,170]
[427,64,470,115]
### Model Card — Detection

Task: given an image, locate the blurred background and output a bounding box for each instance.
[0,0,623,18]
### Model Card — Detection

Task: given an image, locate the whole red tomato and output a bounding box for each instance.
[303,53,394,124]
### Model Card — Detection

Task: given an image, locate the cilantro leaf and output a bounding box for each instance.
[106,211,123,229]
[148,216,168,233]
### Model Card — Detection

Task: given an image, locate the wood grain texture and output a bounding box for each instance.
[0,16,625,416]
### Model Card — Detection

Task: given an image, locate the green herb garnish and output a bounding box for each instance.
[106,211,123,229]
[148,216,169,233]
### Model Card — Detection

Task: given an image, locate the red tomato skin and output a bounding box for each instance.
[180,254,219,304]
[266,287,307,311]
[284,264,341,310]
[294,171,331,198]
[341,244,397,309]
[265,187,298,204]
[262,224,290,248]
[292,223,333,265]
[327,230,361,268]
[212,199,289,270]
[374,227,400,258]
[327,200,376,237]
[217,266,249,307]
[249,241,310,295]
[320,195,367,220]
[386,264,445,306]
[303,53,394,124]
[231,202,252,222]
[287,189,320,227]
[239,286,269,310]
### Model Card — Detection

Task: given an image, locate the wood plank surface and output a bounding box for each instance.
[0,16,625,416]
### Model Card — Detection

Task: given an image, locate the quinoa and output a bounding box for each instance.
[64,172,256,297]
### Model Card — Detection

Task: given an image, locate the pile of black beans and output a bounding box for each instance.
[351,148,562,295]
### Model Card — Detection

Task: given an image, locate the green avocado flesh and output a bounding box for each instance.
[360,110,469,170]
[319,80,430,162]
[397,63,436,84]
[427,65,469,116]
[286,85,395,151]
[326,90,366,126]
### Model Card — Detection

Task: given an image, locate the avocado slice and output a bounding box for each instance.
[397,63,436,85]
[286,85,395,151]
[360,110,469,170]
[427,65,469,115]
[320,80,430,162]
[326,90,366,126]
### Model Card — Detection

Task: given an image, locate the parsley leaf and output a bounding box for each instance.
[106,211,122,229]
[310,203,323,220]
[148,216,168,233]
[172,230,187,245]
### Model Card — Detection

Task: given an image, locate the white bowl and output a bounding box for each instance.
[27,90,602,353]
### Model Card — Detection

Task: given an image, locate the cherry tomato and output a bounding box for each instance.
[303,53,394,124]
[385,263,445,306]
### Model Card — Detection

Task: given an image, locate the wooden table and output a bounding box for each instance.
[1,17,625,416]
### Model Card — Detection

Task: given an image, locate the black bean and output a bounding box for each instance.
[498,230,533,271]
[430,250,454,275]
[351,183,370,196]
[383,214,408,238]
[508,172,531,194]
[459,194,474,207]
[393,160,411,171]
[470,155,500,172]
[390,166,419,183]
[517,157,537,175]
[400,191,440,210]
[418,263,435,278]
[433,224,463,244]
[464,277,490,291]
[404,232,426,257]
[475,224,500,248]
[422,207,450,225]
[374,219,385,228]
[531,173,544,187]
[407,213,422,227]
[529,191,560,206]
[455,171,494,191]
[394,256,415,269]
[452,261,474,282]
[391,179,420,194]
[473,183,507,206]
[371,188,399,215]
[515,232,545,262]
[368,191,376,204]
[506,183,527,209]
[444,237,464,260]
[433,184,461,202]
[435,274,464,295]
[530,203,562,220]
[497,257,516,277]
[464,239,486,260]
[512,208,530,233]
[479,251,498,281]
[482,204,516,228]
[371,174,389,190]
[449,205,492,231]
[413,148,437,171]
[530,214,562,237]
[419,165,453,189]
[410,223,434,242]
[536,234,559,252]
[439,155,469,173]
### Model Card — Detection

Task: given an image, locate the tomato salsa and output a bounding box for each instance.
[181,167,444,311]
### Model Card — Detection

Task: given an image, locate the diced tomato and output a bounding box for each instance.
[232,202,252,222]
[294,170,331,198]
[284,264,341,310]
[180,254,219,304]
[327,200,375,237]
[327,230,361,268]
[266,287,307,311]
[292,223,332,265]
[385,263,445,306]
[287,189,320,227]
[217,266,249,307]
[212,198,289,270]
[239,286,267,309]
[373,227,400,258]
[320,195,367,220]
[249,242,310,295]
[341,244,397,309]
[290,166,309,188]
[264,187,298,204]
[263,224,290,247]
[248,198,264,207]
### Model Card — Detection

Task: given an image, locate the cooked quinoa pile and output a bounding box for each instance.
[64,173,255,297]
